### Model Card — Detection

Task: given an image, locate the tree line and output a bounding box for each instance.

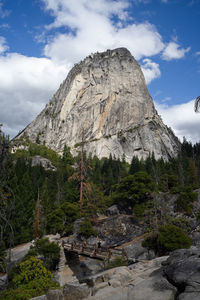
[1,127,200,255]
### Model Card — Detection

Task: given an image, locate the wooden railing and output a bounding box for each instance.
[63,241,127,261]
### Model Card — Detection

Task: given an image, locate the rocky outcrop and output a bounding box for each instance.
[64,282,90,300]
[0,274,8,290]
[5,235,60,274]
[31,155,57,171]
[106,205,120,216]
[6,241,33,272]
[163,247,200,300]
[30,248,200,300]
[124,239,155,261]
[95,215,145,247]
[14,48,180,163]
[31,290,63,300]
[54,241,75,287]
[85,256,176,300]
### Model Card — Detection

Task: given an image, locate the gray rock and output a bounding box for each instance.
[0,273,8,290]
[73,218,84,238]
[125,239,155,262]
[85,256,175,300]
[190,230,200,246]
[163,248,200,298]
[109,266,133,287]
[86,237,98,245]
[44,233,61,242]
[6,241,32,271]
[6,235,60,272]
[91,281,109,296]
[126,275,176,300]
[30,290,63,300]
[46,289,64,300]
[106,205,120,216]
[30,296,47,300]
[87,264,176,300]
[63,282,90,300]
[31,155,57,171]
[178,292,200,300]
[14,47,180,163]
[96,215,145,247]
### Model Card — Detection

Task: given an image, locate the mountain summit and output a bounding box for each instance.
[15,48,180,162]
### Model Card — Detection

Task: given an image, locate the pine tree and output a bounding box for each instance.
[129,156,141,174]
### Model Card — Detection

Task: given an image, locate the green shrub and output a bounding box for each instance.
[0,257,59,300]
[79,219,97,238]
[175,188,197,215]
[26,238,60,270]
[105,256,128,270]
[169,217,191,233]
[158,224,191,253]
[142,233,158,250]
[196,210,200,220]
[112,172,156,208]
[133,202,151,218]
[142,224,191,255]
[46,202,80,235]
[0,287,38,300]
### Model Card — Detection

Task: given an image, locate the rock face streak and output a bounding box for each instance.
[16,48,179,162]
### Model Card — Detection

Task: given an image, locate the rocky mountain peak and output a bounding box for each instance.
[14,47,180,162]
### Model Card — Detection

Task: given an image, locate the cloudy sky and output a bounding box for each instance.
[0,0,200,143]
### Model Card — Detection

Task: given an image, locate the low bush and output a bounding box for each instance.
[0,256,59,300]
[105,256,128,270]
[142,233,158,251]
[169,217,191,233]
[173,186,198,215]
[79,219,97,238]
[142,224,191,255]
[25,238,60,271]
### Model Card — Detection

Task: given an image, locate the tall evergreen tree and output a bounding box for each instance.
[129,156,141,174]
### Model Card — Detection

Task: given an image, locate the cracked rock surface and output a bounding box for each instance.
[14,48,180,162]
[163,247,200,300]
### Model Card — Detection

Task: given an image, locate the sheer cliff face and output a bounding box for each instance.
[15,48,180,162]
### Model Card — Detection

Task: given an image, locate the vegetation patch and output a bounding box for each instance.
[112,171,156,208]
[105,256,128,270]
[174,186,198,215]
[0,257,59,300]
[79,218,97,238]
[25,238,60,271]
[142,224,192,255]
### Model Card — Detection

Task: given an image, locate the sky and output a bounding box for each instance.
[0,0,200,143]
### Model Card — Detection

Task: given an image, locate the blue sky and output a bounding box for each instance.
[0,0,200,142]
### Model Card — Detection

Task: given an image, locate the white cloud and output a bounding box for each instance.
[0,53,68,137]
[42,0,165,64]
[0,0,192,139]
[162,42,190,61]
[44,22,165,65]
[155,100,200,143]
[0,2,10,18]
[43,0,129,30]
[141,58,161,84]
[0,23,9,29]
[0,36,9,54]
